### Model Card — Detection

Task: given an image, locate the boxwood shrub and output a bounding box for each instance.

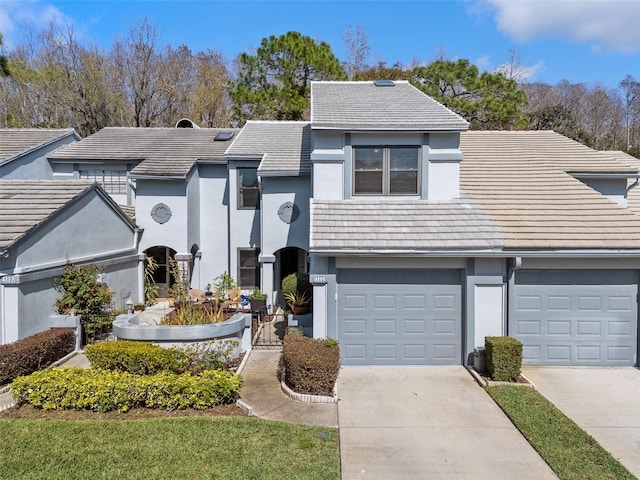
[485,336,523,382]
[11,367,242,412]
[85,341,188,375]
[0,328,75,385]
[282,333,339,396]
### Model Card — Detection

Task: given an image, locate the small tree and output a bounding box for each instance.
[54,261,113,315]
[144,255,159,306]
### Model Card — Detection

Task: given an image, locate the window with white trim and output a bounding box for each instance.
[79,169,127,194]
[353,146,420,195]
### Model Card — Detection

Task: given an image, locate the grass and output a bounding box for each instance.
[0,416,340,480]
[486,385,634,480]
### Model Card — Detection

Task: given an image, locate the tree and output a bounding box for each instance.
[411,59,528,130]
[619,75,639,151]
[528,104,591,145]
[0,33,9,77]
[229,31,346,123]
[341,25,370,80]
[54,261,113,315]
[189,50,232,127]
[357,61,411,81]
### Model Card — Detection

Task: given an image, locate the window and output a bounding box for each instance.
[238,168,260,209]
[238,249,260,288]
[79,169,127,194]
[353,147,419,196]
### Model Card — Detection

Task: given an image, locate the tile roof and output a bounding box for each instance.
[225,121,311,176]
[310,199,503,252]
[49,127,239,178]
[460,130,640,250]
[0,129,78,165]
[311,81,469,131]
[0,180,96,249]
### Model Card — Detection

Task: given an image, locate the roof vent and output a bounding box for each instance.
[214,131,234,141]
[175,118,200,128]
[373,79,395,87]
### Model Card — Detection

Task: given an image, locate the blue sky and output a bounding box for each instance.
[2,0,639,88]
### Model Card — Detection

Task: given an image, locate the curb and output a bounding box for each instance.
[280,377,338,404]
[467,366,535,389]
[236,399,253,416]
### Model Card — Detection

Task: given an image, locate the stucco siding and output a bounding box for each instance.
[0,135,76,180]
[12,191,136,270]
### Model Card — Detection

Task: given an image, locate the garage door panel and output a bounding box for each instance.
[512,270,637,366]
[338,269,461,365]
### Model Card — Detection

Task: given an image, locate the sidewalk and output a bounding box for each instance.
[239,349,338,427]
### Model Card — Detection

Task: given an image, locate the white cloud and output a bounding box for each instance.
[0,0,71,49]
[475,54,491,69]
[494,60,545,82]
[481,0,640,54]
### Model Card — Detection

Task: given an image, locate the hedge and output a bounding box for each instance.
[85,341,188,375]
[11,367,242,412]
[282,334,339,396]
[0,328,75,385]
[485,336,523,382]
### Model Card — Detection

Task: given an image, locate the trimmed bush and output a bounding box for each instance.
[11,367,242,412]
[485,336,523,381]
[282,334,339,396]
[85,341,188,375]
[0,329,75,385]
[281,272,311,298]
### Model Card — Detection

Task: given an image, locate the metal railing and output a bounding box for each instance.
[80,314,116,346]
[252,311,286,349]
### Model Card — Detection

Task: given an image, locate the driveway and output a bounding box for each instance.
[338,366,556,480]
[523,366,640,478]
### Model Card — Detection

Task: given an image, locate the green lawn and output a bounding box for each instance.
[0,416,340,480]
[486,385,634,480]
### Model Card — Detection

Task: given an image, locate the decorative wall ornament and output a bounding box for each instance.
[277,201,300,224]
[151,203,172,224]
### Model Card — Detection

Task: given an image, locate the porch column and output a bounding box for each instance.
[311,274,328,338]
[259,254,275,309]
[137,254,145,305]
[0,280,20,344]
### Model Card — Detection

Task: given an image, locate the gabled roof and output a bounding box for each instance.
[460,130,640,250]
[0,180,135,250]
[311,81,469,131]
[310,199,503,252]
[0,129,79,166]
[49,127,239,178]
[225,121,311,176]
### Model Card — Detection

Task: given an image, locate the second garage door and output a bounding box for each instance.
[511,270,638,366]
[337,269,462,365]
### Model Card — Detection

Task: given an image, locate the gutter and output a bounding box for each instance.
[308,248,640,258]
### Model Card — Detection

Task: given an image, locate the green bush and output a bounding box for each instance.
[0,328,75,385]
[485,336,523,381]
[85,341,188,375]
[282,334,339,396]
[281,272,311,298]
[54,260,112,315]
[11,367,242,412]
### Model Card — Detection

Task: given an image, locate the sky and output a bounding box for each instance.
[1,0,640,88]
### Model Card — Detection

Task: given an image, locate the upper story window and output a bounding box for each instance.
[238,168,260,209]
[353,146,420,196]
[79,169,127,194]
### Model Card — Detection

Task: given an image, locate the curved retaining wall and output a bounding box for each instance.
[112,312,252,351]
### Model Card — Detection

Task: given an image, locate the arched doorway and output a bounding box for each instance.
[275,247,308,291]
[145,246,177,297]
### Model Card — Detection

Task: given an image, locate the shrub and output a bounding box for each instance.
[282,334,339,396]
[485,336,523,382]
[0,329,75,385]
[11,367,242,412]
[85,340,240,375]
[281,272,311,298]
[54,260,112,315]
[85,341,188,375]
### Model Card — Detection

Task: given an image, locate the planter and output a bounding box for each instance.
[290,304,308,315]
[249,299,267,312]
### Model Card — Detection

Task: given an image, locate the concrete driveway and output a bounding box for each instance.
[523,366,640,478]
[338,366,556,480]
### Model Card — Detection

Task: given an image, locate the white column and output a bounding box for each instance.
[311,275,328,339]
[260,256,275,308]
[137,254,145,304]
[2,284,20,344]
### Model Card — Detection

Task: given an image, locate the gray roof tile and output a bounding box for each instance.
[310,199,503,252]
[311,81,469,131]
[225,121,311,175]
[0,129,78,165]
[49,127,239,178]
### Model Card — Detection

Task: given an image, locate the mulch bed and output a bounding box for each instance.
[0,403,248,420]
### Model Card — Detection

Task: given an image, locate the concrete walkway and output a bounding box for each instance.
[523,366,640,478]
[239,350,338,427]
[338,366,557,480]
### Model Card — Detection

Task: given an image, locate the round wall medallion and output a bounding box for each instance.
[277,201,300,224]
[151,203,172,224]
